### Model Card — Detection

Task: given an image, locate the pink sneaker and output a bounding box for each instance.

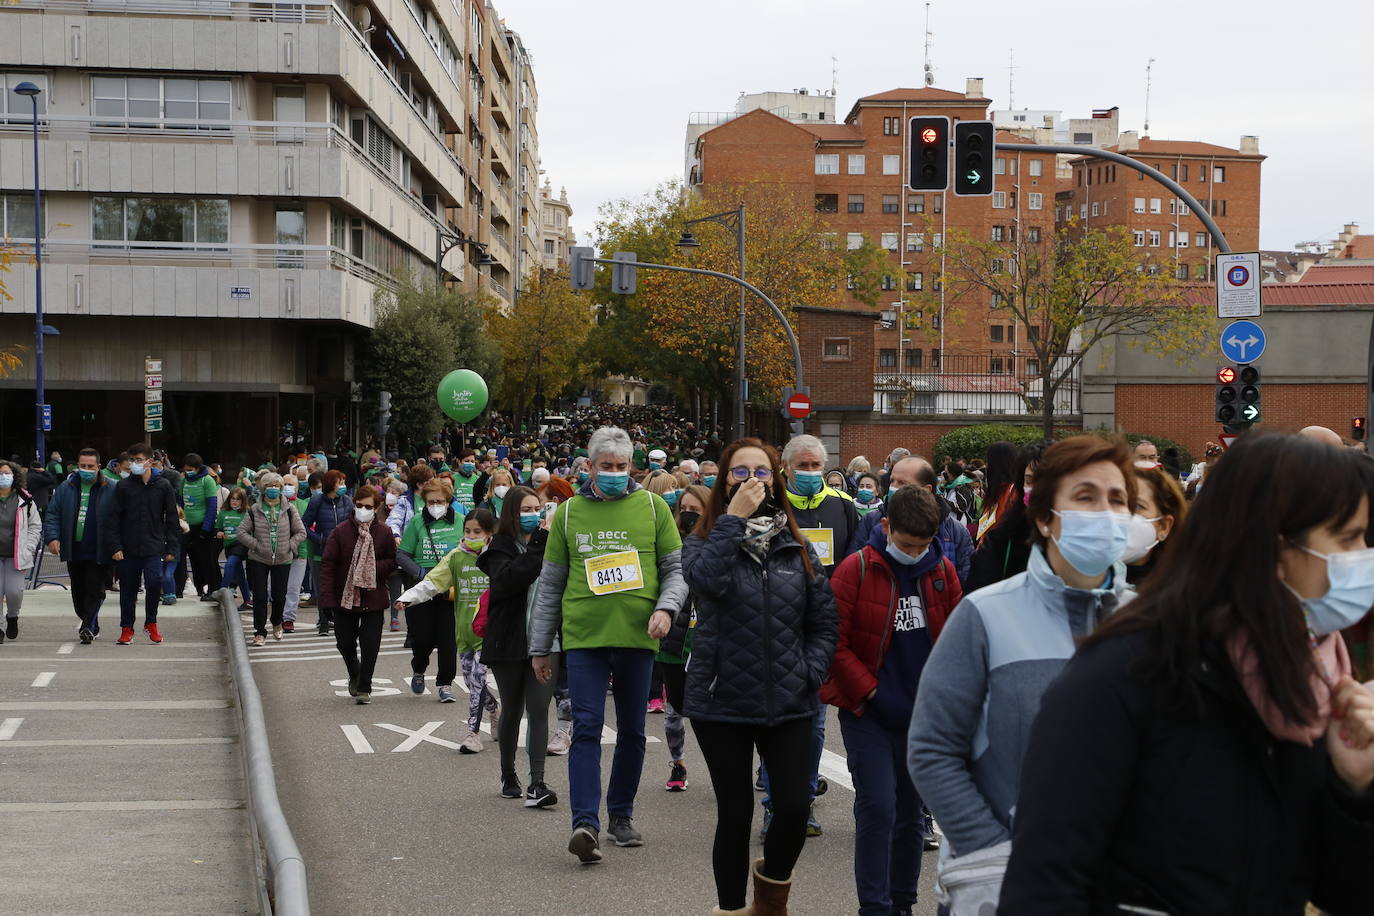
[647,697,665,714]
[390,619,400,632]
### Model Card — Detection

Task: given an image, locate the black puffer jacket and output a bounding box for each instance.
[476,529,547,664]
[682,513,838,726]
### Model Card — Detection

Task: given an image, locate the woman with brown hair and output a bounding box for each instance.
[320,485,397,705]
[682,438,838,916]
[1123,464,1187,586]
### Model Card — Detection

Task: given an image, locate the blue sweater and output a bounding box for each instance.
[865,523,939,732]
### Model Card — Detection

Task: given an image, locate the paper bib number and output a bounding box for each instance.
[585,550,645,596]
[799,528,835,566]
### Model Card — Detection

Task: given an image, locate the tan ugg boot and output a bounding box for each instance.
[750,857,793,916]
[711,908,751,915]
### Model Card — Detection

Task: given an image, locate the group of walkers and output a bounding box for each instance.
[14,416,1374,916]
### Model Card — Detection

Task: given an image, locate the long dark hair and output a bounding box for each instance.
[695,438,815,578]
[983,440,1020,506]
[494,485,538,539]
[1088,432,1374,727]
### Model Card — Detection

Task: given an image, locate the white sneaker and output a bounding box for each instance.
[250,634,266,647]
[459,731,484,754]
[546,725,572,756]
[272,625,283,641]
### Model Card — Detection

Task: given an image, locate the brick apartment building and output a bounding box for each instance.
[1057,133,1264,281]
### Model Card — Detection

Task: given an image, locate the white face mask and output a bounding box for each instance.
[385,492,399,507]
[129,461,146,476]
[493,485,510,499]
[427,504,447,519]
[354,507,376,524]
[1121,515,1162,564]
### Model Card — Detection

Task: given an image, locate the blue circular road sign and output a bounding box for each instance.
[1220,319,1266,363]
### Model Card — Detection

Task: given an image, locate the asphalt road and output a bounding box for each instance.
[250,608,941,915]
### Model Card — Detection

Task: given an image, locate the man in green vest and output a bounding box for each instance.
[531,425,688,864]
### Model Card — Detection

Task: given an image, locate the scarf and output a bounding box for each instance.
[341,520,378,609]
[741,512,787,565]
[1226,629,1351,746]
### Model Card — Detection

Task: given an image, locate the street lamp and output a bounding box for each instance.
[435,227,498,289]
[14,81,46,468]
[678,204,746,440]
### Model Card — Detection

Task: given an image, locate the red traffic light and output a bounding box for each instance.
[1216,366,1236,384]
[920,127,939,145]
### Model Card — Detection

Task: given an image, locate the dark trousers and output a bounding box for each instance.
[839,709,925,915]
[489,656,560,784]
[333,609,384,694]
[67,558,108,634]
[182,530,222,596]
[406,597,457,686]
[117,555,162,628]
[692,715,814,911]
[247,561,290,636]
[661,661,686,714]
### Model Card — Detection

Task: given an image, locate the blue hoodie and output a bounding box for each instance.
[865,522,942,731]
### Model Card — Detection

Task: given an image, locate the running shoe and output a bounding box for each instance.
[410,673,425,695]
[460,731,484,754]
[647,697,665,714]
[390,619,400,632]
[806,805,822,838]
[546,726,572,756]
[525,782,558,809]
[437,686,455,703]
[607,815,643,848]
[568,825,602,864]
[5,618,16,640]
[116,626,134,645]
[78,627,93,645]
[144,623,163,643]
[250,634,266,647]
[500,774,523,798]
[665,762,689,792]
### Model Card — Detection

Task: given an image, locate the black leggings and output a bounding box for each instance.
[406,598,456,686]
[692,715,813,910]
[661,662,686,713]
[247,561,289,636]
[333,610,384,694]
[488,657,559,785]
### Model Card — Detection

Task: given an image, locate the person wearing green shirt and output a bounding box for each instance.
[179,453,221,601]
[451,450,483,512]
[214,486,252,611]
[529,425,689,863]
[41,447,117,644]
[396,477,466,673]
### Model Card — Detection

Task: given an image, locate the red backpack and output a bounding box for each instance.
[472,588,491,637]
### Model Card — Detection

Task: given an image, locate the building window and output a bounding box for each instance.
[1133,229,1146,247]
[1195,263,1209,280]
[846,232,864,250]
[932,233,942,249]
[991,292,1004,309]
[1195,231,1208,247]
[1149,198,1161,213]
[847,194,865,213]
[908,195,925,214]
[1090,202,1099,217]
[992,191,1007,208]
[880,274,897,290]
[907,272,923,291]
[1134,197,1146,213]
[1029,159,1043,177]
[905,348,922,369]
[1177,232,1189,248]
[848,154,866,175]
[932,194,943,214]
[822,337,851,360]
[1180,164,1189,181]
[1027,192,1043,210]
[1079,203,1088,219]
[882,194,900,214]
[883,117,900,136]
[815,154,839,174]
[2,73,48,120]
[994,157,1007,175]
[92,196,230,245]
[543,239,554,255]
[991,225,1005,242]
[1148,230,1161,247]
[906,233,924,253]
[815,193,838,213]
[931,348,941,368]
[1213,166,1226,183]
[1026,358,1040,376]
[1175,264,1189,280]
[92,75,231,128]
[879,348,897,368]
[883,154,900,175]
[990,357,1005,374]
[990,258,1005,274]
[0,193,43,238]
[881,232,898,251]
[820,232,838,250]
[990,325,1004,342]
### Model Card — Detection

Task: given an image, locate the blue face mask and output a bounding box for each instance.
[596,471,629,498]
[78,469,96,483]
[298,483,310,498]
[857,487,875,503]
[1049,510,1130,577]
[790,470,824,498]
[702,475,717,489]
[649,461,663,471]
[264,487,281,500]
[662,489,680,507]
[461,462,476,475]
[519,513,541,533]
[1293,544,1374,636]
[886,541,929,566]
[578,471,590,484]
[0,473,13,489]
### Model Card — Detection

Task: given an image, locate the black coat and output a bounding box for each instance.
[1001,630,1374,916]
[110,473,180,559]
[966,498,1031,591]
[42,472,118,562]
[476,530,547,664]
[681,514,838,726]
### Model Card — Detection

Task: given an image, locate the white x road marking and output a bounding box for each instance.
[374,721,463,753]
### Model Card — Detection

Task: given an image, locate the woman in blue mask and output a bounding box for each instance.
[852,473,883,518]
[909,435,1136,913]
[1001,433,1374,914]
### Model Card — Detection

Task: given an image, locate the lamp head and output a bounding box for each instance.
[676,231,700,249]
[474,248,498,267]
[13,81,41,97]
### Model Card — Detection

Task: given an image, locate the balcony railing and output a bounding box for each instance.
[873,351,1082,416]
[487,276,508,298]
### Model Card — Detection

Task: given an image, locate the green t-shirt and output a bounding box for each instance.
[451,473,478,512]
[181,473,217,526]
[415,545,489,653]
[546,488,682,652]
[75,480,93,542]
[219,508,246,545]
[399,513,465,569]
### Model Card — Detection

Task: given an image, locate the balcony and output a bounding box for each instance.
[873,351,1082,416]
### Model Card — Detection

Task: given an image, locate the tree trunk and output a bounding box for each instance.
[1041,370,1055,443]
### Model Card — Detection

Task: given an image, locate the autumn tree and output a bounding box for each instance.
[0,242,28,378]
[938,222,1210,439]
[488,267,594,427]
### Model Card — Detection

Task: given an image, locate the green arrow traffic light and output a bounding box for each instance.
[1241,403,1260,422]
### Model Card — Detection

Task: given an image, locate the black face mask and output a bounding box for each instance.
[677,510,700,535]
[728,483,781,519]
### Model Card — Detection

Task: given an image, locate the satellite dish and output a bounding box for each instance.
[352,4,372,31]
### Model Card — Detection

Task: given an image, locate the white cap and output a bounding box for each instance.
[648,449,667,461]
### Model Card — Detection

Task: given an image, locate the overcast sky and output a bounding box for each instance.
[509,0,1371,253]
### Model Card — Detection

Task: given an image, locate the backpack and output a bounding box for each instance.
[472,588,491,637]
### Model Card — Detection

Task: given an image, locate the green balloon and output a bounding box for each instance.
[437,369,489,423]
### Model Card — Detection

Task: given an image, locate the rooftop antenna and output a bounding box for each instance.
[1144,57,1156,135]
[1007,48,1018,109]
[831,56,838,97]
[922,2,935,87]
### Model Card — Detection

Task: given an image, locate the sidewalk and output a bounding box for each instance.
[0,586,258,915]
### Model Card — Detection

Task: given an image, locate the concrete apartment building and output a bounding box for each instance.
[538,178,573,271]
[0,0,542,464]
[1057,131,1264,281]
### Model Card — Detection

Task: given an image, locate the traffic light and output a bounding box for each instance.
[908,116,949,192]
[376,390,392,438]
[1214,366,1238,425]
[1355,417,1367,441]
[611,251,638,295]
[952,121,995,197]
[569,246,594,290]
[1237,365,1261,424]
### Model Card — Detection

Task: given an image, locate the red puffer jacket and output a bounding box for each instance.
[819,543,962,715]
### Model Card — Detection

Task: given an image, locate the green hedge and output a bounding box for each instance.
[934,425,1194,469]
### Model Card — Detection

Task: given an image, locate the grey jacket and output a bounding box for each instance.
[235,502,306,566]
[907,545,1132,859]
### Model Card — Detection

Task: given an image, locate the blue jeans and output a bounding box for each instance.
[839,709,924,915]
[160,543,181,597]
[761,704,827,807]
[222,553,251,602]
[117,555,163,628]
[564,647,654,832]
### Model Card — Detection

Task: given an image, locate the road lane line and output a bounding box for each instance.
[0,718,22,740]
[0,799,243,813]
[0,737,236,748]
[251,648,414,664]
[0,700,229,711]
[375,721,463,752]
[31,672,56,688]
[56,643,74,655]
[339,725,375,754]
[819,748,854,792]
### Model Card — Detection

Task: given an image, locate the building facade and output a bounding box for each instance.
[0,0,540,464]
[538,179,573,271]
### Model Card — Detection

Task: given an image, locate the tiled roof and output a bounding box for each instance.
[1299,264,1374,284]
[857,87,978,103]
[1337,236,1374,259]
[1175,282,1374,307]
[1090,139,1263,159]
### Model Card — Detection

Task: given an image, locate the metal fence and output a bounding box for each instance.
[873,350,1082,416]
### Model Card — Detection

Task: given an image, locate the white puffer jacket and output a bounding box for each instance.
[7,489,44,571]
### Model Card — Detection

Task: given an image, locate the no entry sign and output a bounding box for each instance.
[785,392,813,419]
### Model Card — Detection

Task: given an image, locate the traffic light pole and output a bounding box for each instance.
[996,143,1232,253]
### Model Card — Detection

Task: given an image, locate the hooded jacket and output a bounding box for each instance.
[784,484,859,576]
[0,487,43,571]
[110,472,180,559]
[43,471,117,563]
[476,529,547,664]
[302,490,354,554]
[681,513,839,726]
[849,493,974,585]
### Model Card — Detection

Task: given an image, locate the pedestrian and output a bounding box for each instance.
[850,456,975,586]
[280,473,308,632]
[179,453,222,601]
[235,473,305,646]
[110,443,180,645]
[825,468,851,496]
[822,486,962,916]
[1122,464,1186,586]
[846,455,871,490]
[302,469,353,635]
[1001,432,1374,914]
[319,485,396,704]
[161,505,190,606]
[478,486,560,802]
[973,441,1020,546]
[682,437,838,916]
[658,482,711,793]
[699,460,718,490]
[41,448,116,644]
[214,486,252,612]
[908,435,1136,914]
[529,426,688,863]
[852,472,883,517]
[964,443,1044,592]
[1132,438,1160,467]
[394,477,467,694]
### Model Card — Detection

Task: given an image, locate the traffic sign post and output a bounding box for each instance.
[785,391,813,420]
[1220,320,1266,363]
[41,404,51,432]
[1215,252,1262,319]
[144,356,162,437]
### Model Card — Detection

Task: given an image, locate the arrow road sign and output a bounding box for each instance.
[967,170,981,183]
[1220,319,1266,363]
[1241,403,1260,422]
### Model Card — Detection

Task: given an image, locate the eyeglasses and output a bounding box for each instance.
[729,466,773,481]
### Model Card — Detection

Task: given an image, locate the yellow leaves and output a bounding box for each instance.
[487,268,593,408]
[0,346,25,379]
